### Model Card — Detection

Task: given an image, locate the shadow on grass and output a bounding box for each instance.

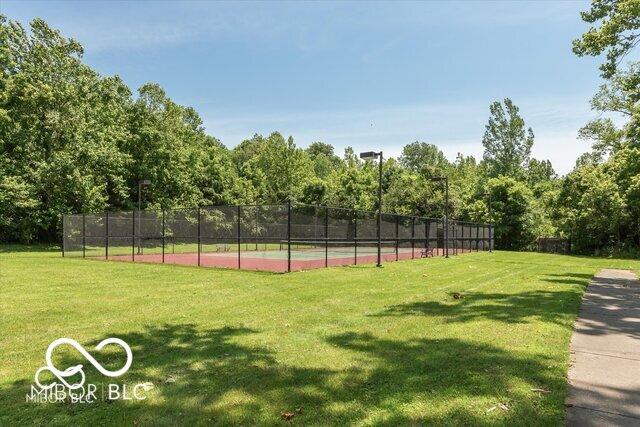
[371,289,584,328]
[369,271,592,327]
[1,324,565,424]
[542,273,593,287]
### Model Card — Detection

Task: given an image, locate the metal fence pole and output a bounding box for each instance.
[464,223,467,252]
[442,216,449,258]
[377,208,382,268]
[105,212,109,260]
[462,224,465,253]
[490,223,493,253]
[162,209,165,263]
[453,221,460,255]
[411,217,415,259]
[442,217,446,257]
[61,215,65,258]
[237,205,241,269]
[287,201,291,272]
[395,215,399,261]
[324,206,329,268]
[132,210,136,261]
[453,221,457,255]
[425,220,429,254]
[455,222,458,255]
[197,207,201,267]
[354,211,358,265]
[82,214,86,259]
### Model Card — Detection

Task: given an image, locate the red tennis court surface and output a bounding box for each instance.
[106,247,457,273]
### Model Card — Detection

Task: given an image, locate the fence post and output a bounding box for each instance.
[82,214,86,259]
[132,210,136,261]
[287,200,291,272]
[453,221,456,255]
[287,201,291,272]
[424,219,431,254]
[452,221,455,255]
[162,209,165,263]
[237,205,241,269]
[462,223,465,253]
[105,212,109,260]
[438,217,447,256]
[376,205,382,268]
[61,215,65,258]
[411,217,415,259]
[395,215,399,261]
[354,210,358,265]
[197,207,201,267]
[324,206,329,268]
[490,223,493,252]
[459,222,467,253]
[455,222,458,255]
[255,207,259,251]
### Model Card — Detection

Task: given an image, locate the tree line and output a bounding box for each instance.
[1,1,639,254]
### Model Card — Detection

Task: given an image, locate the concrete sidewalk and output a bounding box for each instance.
[566,269,640,426]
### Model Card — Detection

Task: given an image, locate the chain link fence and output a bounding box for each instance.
[62,203,493,272]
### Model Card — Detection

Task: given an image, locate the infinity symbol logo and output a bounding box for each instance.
[34,338,133,390]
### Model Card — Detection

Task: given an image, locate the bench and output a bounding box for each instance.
[420,248,434,258]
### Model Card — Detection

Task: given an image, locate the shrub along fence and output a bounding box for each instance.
[62,203,493,272]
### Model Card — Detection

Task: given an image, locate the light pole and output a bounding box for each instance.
[359,151,383,267]
[430,177,449,258]
[137,179,151,254]
[486,190,493,253]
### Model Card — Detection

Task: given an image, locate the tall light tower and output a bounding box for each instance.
[359,151,383,267]
[137,179,151,254]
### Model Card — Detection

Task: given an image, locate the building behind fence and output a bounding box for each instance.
[62,203,493,272]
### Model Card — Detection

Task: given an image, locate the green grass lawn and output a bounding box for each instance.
[1,247,639,426]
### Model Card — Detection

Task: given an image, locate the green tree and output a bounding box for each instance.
[0,16,252,241]
[305,142,342,179]
[325,160,377,212]
[399,141,450,175]
[239,133,315,203]
[554,164,626,253]
[482,99,534,179]
[484,176,541,250]
[126,83,247,209]
[0,17,132,240]
[606,146,640,247]
[573,0,640,78]
[232,134,264,172]
[527,159,557,186]
[578,63,640,156]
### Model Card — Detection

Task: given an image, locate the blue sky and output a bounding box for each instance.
[2,1,617,174]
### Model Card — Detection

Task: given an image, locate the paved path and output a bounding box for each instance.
[566,269,640,426]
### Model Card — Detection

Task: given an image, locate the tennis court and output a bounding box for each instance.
[63,204,492,272]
